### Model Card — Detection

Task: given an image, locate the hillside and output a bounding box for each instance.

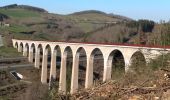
[70,10,132,22]
[0,4,47,13]
[0,5,134,47]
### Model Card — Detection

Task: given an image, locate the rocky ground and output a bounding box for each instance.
[0,57,49,100]
[71,69,170,100]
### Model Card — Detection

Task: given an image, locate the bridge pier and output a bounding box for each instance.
[18,45,22,52]
[23,47,28,57]
[41,49,48,84]
[35,48,40,69]
[103,56,112,82]
[49,50,57,83]
[28,49,33,63]
[70,53,79,94]
[59,52,67,94]
[85,55,93,88]
[124,56,132,72]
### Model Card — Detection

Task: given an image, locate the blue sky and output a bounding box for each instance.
[0,0,170,22]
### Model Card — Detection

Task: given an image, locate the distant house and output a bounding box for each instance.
[4,23,10,27]
[0,21,10,27]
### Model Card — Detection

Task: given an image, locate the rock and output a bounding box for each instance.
[164,73,170,80]
[128,95,143,100]
[154,97,159,100]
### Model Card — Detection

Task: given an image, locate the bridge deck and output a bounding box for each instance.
[13,39,170,49]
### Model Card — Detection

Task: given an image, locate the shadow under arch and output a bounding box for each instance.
[90,48,104,85]
[130,51,146,73]
[76,47,87,89]
[30,43,36,62]
[44,44,52,83]
[24,43,29,57]
[50,45,62,89]
[63,46,73,93]
[37,44,43,68]
[15,42,18,49]
[107,49,125,79]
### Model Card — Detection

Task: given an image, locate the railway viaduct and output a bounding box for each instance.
[12,39,170,94]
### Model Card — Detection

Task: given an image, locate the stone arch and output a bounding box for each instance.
[130,51,146,73]
[63,46,73,92]
[53,45,62,67]
[107,49,125,79]
[24,43,29,57]
[15,42,18,49]
[49,45,62,89]
[44,44,52,83]
[76,47,87,89]
[41,44,52,83]
[90,48,104,85]
[36,44,43,68]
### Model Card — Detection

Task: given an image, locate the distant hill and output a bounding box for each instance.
[70,10,133,22]
[108,13,133,21]
[0,4,47,13]
[0,4,138,45]
[70,10,107,15]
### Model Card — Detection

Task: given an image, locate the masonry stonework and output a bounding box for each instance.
[12,39,170,94]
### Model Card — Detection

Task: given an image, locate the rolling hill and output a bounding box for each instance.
[0,4,136,46]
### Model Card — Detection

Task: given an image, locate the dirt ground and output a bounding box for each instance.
[71,69,170,100]
[0,67,50,100]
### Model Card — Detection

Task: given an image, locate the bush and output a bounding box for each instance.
[126,20,155,32]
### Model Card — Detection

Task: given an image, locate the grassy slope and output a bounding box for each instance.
[0,8,50,40]
[68,13,119,21]
[82,23,137,43]
[0,46,21,58]
[58,12,123,33]
[0,7,125,41]
[0,8,40,18]
[0,7,130,56]
[0,8,43,56]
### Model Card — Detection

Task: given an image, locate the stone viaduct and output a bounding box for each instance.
[12,39,170,94]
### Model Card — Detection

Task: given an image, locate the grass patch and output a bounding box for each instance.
[148,53,170,70]
[0,46,21,58]
[0,24,29,34]
[0,8,40,18]
[34,33,50,40]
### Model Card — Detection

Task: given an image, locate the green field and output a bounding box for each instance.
[0,24,29,33]
[0,8,40,18]
[0,46,21,57]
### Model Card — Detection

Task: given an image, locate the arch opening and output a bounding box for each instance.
[50,45,61,89]
[76,47,87,89]
[31,43,36,62]
[25,43,29,57]
[64,46,73,93]
[37,44,43,68]
[45,45,51,83]
[108,50,125,79]
[130,51,146,73]
[15,42,18,49]
[90,48,104,85]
